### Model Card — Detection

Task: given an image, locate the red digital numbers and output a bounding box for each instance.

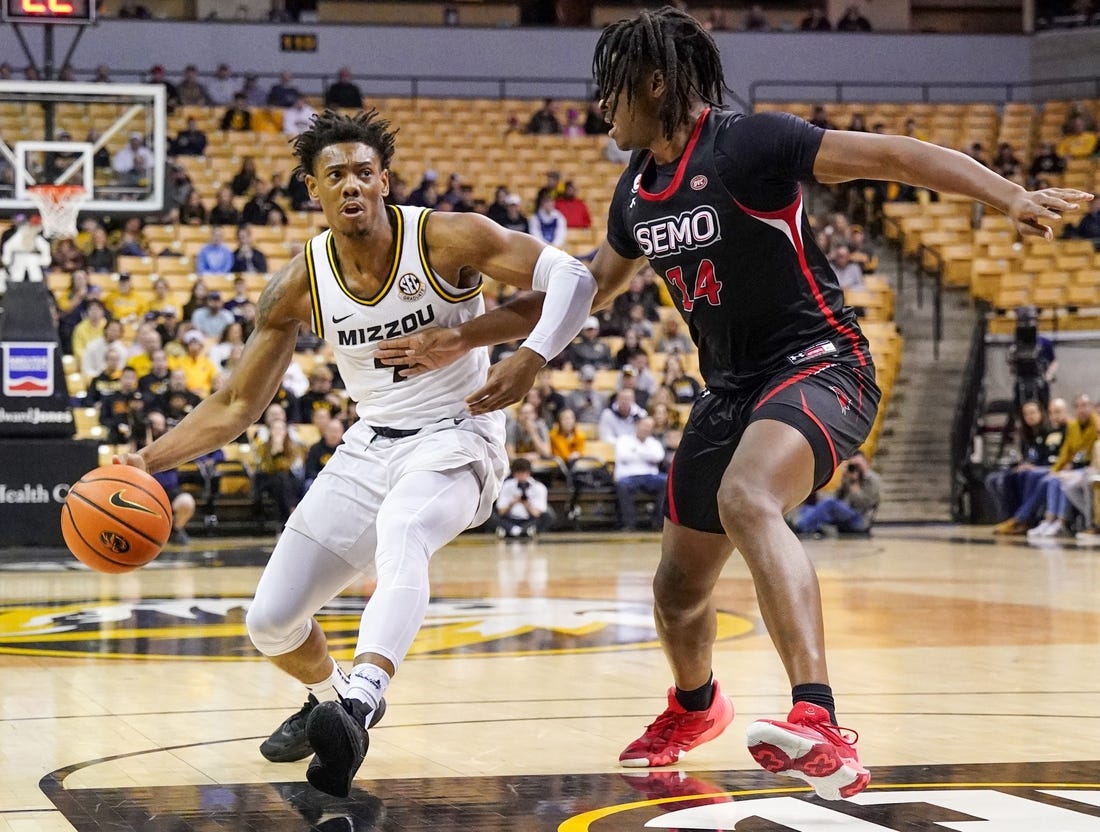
[664,259,723,312]
[21,0,76,14]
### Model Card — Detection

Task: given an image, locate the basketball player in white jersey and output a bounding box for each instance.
[117,110,596,797]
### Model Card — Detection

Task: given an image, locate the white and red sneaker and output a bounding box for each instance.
[619,680,734,767]
[745,702,869,800]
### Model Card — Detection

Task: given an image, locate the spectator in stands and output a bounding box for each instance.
[1027,394,1098,539]
[297,365,343,424]
[598,388,647,443]
[178,190,207,226]
[549,407,586,465]
[230,159,259,199]
[836,3,872,29]
[114,217,150,257]
[101,370,149,444]
[555,181,592,229]
[809,104,836,130]
[207,320,245,370]
[795,452,881,535]
[112,132,155,188]
[965,142,990,167]
[304,418,344,493]
[992,142,1022,181]
[507,401,553,461]
[847,226,878,273]
[254,418,305,529]
[205,63,237,106]
[486,186,510,225]
[206,187,239,226]
[182,279,210,321]
[742,4,769,30]
[126,324,162,378]
[177,330,219,395]
[221,93,252,132]
[526,99,562,136]
[989,399,1064,530]
[653,316,693,355]
[283,94,316,137]
[530,368,567,424]
[830,245,865,290]
[192,291,236,339]
[105,273,147,326]
[233,227,268,274]
[324,67,363,109]
[566,365,608,423]
[243,180,287,226]
[662,353,702,403]
[499,194,529,233]
[615,329,648,368]
[624,356,659,406]
[92,64,110,82]
[610,273,662,334]
[492,457,552,539]
[565,316,614,370]
[232,72,262,107]
[139,348,172,401]
[623,300,656,339]
[800,5,832,29]
[1029,142,1066,185]
[147,64,180,113]
[171,117,208,157]
[846,113,868,132]
[157,368,202,425]
[86,343,127,407]
[177,64,211,106]
[50,237,84,272]
[1065,196,1100,246]
[562,107,585,138]
[614,416,667,531]
[287,170,321,211]
[407,171,439,209]
[267,70,301,108]
[1057,115,1098,160]
[585,93,611,135]
[529,190,568,248]
[84,227,116,273]
[82,317,126,379]
[195,227,235,275]
[71,298,108,363]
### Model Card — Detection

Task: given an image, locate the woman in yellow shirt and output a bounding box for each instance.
[549,408,586,465]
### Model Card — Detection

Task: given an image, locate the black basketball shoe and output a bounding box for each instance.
[261,694,320,763]
[306,697,386,797]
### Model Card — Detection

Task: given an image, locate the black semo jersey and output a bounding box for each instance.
[606,108,872,394]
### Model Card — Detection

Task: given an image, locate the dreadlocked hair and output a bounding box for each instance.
[593,6,728,140]
[290,108,398,181]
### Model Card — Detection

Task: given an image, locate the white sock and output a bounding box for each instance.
[304,657,350,703]
[346,663,391,720]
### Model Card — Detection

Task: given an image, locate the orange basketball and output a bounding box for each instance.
[60,465,173,573]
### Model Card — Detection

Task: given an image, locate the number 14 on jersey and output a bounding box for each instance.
[665,259,723,312]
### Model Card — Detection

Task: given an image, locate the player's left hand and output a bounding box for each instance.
[465,348,546,415]
[1008,188,1093,239]
[375,326,468,377]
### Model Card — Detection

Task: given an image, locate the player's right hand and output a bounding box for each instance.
[375,326,469,377]
[112,453,149,472]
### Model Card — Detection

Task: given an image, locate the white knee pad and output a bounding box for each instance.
[246,600,314,657]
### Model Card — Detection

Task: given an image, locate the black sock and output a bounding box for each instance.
[792,683,836,724]
[674,673,715,711]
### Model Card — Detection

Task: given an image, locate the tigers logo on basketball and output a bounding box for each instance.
[690,174,708,190]
[830,385,852,414]
[397,273,426,301]
[0,597,753,659]
[97,531,130,554]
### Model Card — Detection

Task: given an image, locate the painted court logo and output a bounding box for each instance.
[2,343,54,397]
[0,597,753,660]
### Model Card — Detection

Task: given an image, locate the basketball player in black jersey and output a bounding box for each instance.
[377,7,1094,799]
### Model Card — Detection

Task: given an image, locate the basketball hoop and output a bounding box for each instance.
[27,185,88,240]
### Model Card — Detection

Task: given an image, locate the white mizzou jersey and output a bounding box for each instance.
[305,204,490,429]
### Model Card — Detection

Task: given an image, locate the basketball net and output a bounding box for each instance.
[27,185,88,240]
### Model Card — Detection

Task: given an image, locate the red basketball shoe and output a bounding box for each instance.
[745,702,870,800]
[619,680,734,767]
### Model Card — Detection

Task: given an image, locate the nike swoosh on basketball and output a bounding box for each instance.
[108,489,158,516]
[331,313,354,324]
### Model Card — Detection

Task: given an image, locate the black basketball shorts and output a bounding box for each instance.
[666,361,880,534]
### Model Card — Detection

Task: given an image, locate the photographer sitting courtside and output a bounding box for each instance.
[794,451,881,536]
[492,458,553,539]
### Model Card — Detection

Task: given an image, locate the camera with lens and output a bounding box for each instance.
[1008,305,1049,407]
[517,480,530,497]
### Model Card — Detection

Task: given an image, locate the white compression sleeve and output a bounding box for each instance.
[520,245,597,363]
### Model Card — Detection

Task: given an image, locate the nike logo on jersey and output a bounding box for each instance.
[337,304,436,347]
[331,313,355,324]
[108,489,158,516]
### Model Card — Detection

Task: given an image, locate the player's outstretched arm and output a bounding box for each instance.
[119,259,311,474]
[813,131,1094,239]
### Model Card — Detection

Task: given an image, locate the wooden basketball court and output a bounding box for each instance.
[2,526,1099,831]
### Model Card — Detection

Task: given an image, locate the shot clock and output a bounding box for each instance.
[2,0,95,23]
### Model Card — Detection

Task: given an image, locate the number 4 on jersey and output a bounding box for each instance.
[664,259,722,312]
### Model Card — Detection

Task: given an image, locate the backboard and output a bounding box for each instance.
[0,80,167,216]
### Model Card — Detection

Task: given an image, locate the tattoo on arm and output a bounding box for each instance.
[256,266,294,329]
